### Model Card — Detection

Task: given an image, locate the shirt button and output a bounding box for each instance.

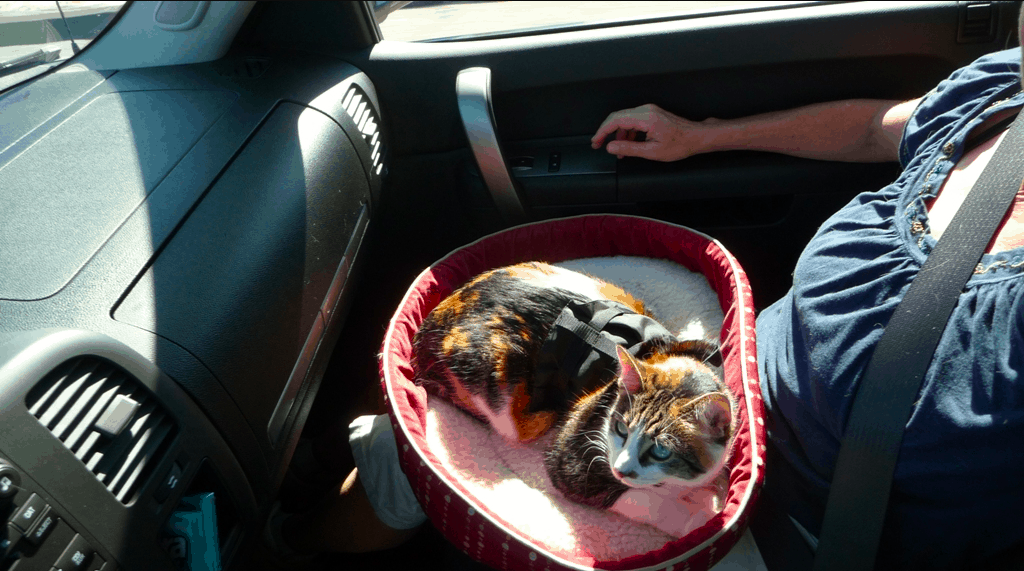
[943,141,955,155]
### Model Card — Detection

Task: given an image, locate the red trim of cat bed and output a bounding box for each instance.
[380,214,765,571]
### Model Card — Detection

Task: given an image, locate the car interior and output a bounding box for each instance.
[0,1,1019,570]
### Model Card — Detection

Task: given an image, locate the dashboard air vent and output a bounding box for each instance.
[26,357,177,504]
[340,84,387,178]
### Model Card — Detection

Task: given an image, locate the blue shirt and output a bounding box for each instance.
[757,48,1024,569]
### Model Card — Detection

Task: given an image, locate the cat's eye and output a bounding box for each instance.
[649,442,672,461]
[614,420,628,437]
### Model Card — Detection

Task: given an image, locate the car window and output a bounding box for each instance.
[373,1,814,42]
[0,1,127,91]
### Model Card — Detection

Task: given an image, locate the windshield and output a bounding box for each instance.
[0,1,127,91]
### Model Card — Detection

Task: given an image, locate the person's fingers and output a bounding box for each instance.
[592,116,623,146]
[612,129,627,157]
[616,129,637,158]
[606,139,653,159]
[592,115,648,147]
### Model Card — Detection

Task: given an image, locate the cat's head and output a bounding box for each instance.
[604,344,733,489]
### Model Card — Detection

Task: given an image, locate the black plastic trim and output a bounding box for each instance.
[0,329,256,571]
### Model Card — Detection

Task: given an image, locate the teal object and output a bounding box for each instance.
[161,493,222,571]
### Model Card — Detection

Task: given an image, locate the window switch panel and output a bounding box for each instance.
[548,152,561,173]
[510,156,534,171]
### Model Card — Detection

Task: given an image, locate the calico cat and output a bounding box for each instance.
[412,261,735,509]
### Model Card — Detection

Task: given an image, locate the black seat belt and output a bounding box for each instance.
[812,111,1024,570]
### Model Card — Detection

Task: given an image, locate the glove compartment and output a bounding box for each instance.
[114,101,371,455]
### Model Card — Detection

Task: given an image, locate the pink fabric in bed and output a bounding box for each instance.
[424,399,675,560]
[380,215,765,571]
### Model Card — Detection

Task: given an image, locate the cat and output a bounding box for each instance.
[412,261,735,509]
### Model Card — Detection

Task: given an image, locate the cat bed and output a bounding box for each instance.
[380,215,765,570]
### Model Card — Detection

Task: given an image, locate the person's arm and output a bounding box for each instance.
[590,98,922,163]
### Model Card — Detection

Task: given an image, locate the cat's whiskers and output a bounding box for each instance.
[583,439,612,486]
[581,430,609,454]
[585,453,605,480]
[582,435,604,448]
[579,423,613,488]
[580,429,609,459]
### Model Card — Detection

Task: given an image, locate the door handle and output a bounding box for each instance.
[456,67,528,224]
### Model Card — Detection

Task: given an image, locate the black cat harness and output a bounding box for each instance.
[530,299,677,412]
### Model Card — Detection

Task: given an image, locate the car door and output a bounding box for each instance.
[338,0,1016,307]
[284,0,1017,427]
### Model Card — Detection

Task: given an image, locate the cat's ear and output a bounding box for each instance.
[615,345,642,394]
[692,392,732,440]
[677,338,722,368]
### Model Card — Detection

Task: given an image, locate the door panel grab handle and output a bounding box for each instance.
[456,67,528,224]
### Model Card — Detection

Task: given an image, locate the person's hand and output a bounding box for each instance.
[591,104,708,162]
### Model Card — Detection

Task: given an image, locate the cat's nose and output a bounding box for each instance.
[612,467,637,479]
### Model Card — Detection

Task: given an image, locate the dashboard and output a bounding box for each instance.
[0,50,385,570]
